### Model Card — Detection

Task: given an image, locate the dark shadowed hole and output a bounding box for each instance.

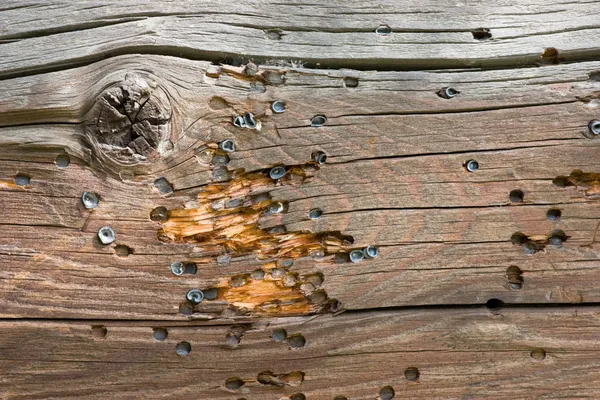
[114,244,132,257]
[288,333,306,349]
[179,301,194,315]
[150,206,169,222]
[404,366,420,381]
[486,298,504,313]
[203,287,219,300]
[175,341,191,356]
[91,325,107,338]
[546,208,562,221]
[55,154,70,168]
[379,385,395,400]
[530,348,546,361]
[272,328,288,342]
[152,327,168,341]
[334,396,349,400]
[290,394,306,400]
[472,28,492,40]
[343,77,359,88]
[14,173,30,187]
[590,71,600,81]
[509,189,524,203]
[225,377,245,390]
[154,177,174,195]
[506,266,523,290]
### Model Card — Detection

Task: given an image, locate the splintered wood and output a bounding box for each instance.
[159,163,352,259]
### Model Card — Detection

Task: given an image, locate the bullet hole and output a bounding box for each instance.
[153,177,174,195]
[152,327,168,341]
[216,254,232,266]
[81,192,99,209]
[530,348,546,361]
[212,153,231,168]
[212,166,230,182]
[587,119,600,137]
[304,272,324,287]
[349,249,365,263]
[269,166,287,180]
[311,151,328,166]
[486,298,504,314]
[114,244,132,257]
[271,100,286,113]
[404,367,420,381]
[91,325,107,338]
[203,287,219,300]
[175,341,191,356]
[334,397,348,400]
[328,299,343,313]
[226,325,247,347]
[549,229,568,247]
[272,328,288,342]
[311,115,327,127]
[263,70,287,86]
[379,386,395,400]
[179,301,194,315]
[251,81,266,93]
[55,154,70,168]
[465,159,479,172]
[552,175,570,187]
[506,266,523,290]
[288,333,306,349]
[343,77,359,88]
[363,245,379,259]
[230,274,249,287]
[437,87,459,99]
[509,189,524,203]
[186,289,204,304]
[375,24,392,35]
[271,268,286,278]
[308,289,328,304]
[283,272,299,287]
[472,28,492,40]
[14,173,30,187]
[289,394,306,400]
[150,206,168,222]
[251,269,265,280]
[244,62,259,76]
[540,47,561,65]
[218,139,236,154]
[98,226,116,245]
[590,71,600,81]
[546,208,562,221]
[269,225,287,234]
[308,208,323,219]
[225,377,245,390]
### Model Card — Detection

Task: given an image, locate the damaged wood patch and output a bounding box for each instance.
[553,169,600,198]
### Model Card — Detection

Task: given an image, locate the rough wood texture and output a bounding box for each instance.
[2,1,600,399]
[2,307,600,399]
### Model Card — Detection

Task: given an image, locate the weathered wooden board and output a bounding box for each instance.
[1,0,600,78]
[1,307,600,399]
[1,55,600,320]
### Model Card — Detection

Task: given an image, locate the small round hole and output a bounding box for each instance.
[363,245,379,259]
[175,341,191,356]
[334,396,349,400]
[288,333,306,349]
[81,192,99,209]
[437,87,459,99]
[308,208,323,219]
[509,189,524,203]
[312,150,327,165]
[55,154,70,168]
[465,159,479,172]
[404,366,420,381]
[343,77,359,88]
[311,115,327,127]
[546,208,562,221]
[179,301,194,315]
[14,174,30,187]
[472,28,492,40]
[91,325,107,338]
[203,287,219,300]
[150,206,168,221]
[349,249,365,263]
[486,298,504,313]
[269,166,287,180]
[271,100,286,113]
[506,266,523,290]
[251,269,265,280]
[588,119,600,136]
[97,226,116,245]
[114,244,132,257]
[225,377,245,390]
[549,229,567,246]
[152,327,168,341]
[272,328,288,342]
[379,385,395,400]
[186,289,204,304]
[219,139,236,153]
[290,394,306,400]
[375,25,392,35]
[530,348,546,361]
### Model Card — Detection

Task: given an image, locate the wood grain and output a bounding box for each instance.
[1,56,600,319]
[1,307,600,399]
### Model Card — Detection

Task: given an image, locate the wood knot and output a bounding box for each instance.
[85,73,173,165]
